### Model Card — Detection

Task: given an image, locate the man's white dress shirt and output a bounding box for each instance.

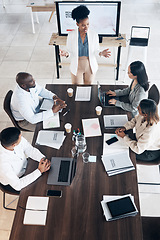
[0,137,44,191]
[11,82,55,124]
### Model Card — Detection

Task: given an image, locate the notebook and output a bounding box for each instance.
[97,81,119,107]
[106,196,136,218]
[47,157,76,186]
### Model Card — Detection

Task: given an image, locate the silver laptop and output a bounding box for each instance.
[47,157,76,186]
[97,81,119,107]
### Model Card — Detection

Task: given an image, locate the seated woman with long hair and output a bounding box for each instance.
[115,99,160,161]
[107,61,149,117]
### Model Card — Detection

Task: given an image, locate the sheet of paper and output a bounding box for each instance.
[36,130,65,149]
[139,192,160,217]
[43,113,60,129]
[23,210,48,225]
[103,133,128,155]
[137,164,160,184]
[103,115,128,128]
[23,196,49,225]
[82,118,102,137]
[40,99,54,110]
[75,86,91,101]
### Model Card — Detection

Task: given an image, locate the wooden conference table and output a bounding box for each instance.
[9,84,143,240]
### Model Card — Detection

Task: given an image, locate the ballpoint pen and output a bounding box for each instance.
[63,109,70,116]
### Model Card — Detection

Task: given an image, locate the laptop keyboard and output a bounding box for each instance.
[58,161,70,182]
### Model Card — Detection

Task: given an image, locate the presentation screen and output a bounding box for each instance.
[55,1,121,37]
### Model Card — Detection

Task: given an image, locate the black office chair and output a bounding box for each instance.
[148,84,160,105]
[3,90,31,132]
[0,183,20,211]
[142,217,160,240]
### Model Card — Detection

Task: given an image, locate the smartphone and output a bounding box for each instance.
[47,190,62,198]
[106,137,118,145]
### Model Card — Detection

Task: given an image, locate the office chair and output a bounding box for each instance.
[142,217,160,240]
[3,90,31,132]
[148,84,160,105]
[0,183,20,211]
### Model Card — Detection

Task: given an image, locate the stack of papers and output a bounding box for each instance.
[23,196,49,225]
[82,118,102,137]
[101,151,135,176]
[36,130,66,149]
[75,86,91,101]
[43,113,60,129]
[103,114,128,128]
[101,194,138,221]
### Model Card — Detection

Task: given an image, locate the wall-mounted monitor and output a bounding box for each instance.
[55,1,121,37]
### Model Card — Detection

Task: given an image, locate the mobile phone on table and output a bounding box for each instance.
[47,190,62,198]
[106,136,118,145]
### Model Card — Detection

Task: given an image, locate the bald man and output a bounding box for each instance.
[11,72,66,131]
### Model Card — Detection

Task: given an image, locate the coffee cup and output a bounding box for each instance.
[64,123,72,133]
[95,106,102,115]
[67,88,73,97]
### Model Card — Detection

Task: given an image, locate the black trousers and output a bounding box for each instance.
[127,132,160,162]
[136,149,160,162]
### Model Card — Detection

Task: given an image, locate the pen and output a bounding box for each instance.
[63,109,70,116]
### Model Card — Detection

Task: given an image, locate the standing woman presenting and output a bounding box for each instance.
[60,5,111,84]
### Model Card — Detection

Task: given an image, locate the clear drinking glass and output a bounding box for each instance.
[75,135,87,153]
[82,152,90,163]
[71,146,79,158]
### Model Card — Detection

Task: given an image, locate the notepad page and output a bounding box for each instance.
[75,86,91,101]
[26,196,49,210]
[23,196,49,225]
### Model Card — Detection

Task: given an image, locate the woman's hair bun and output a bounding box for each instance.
[72,5,90,22]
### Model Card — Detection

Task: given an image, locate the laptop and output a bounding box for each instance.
[97,81,119,107]
[130,26,150,47]
[47,157,76,186]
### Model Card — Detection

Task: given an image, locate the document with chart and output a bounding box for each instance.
[43,113,60,129]
[82,118,102,137]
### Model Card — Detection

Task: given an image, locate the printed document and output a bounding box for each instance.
[36,130,65,149]
[102,150,135,176]
[75,86,91,101]
[103,114,128,128]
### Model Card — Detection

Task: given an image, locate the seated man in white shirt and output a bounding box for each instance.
[11,72,67,131]
[0,127,51,191]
